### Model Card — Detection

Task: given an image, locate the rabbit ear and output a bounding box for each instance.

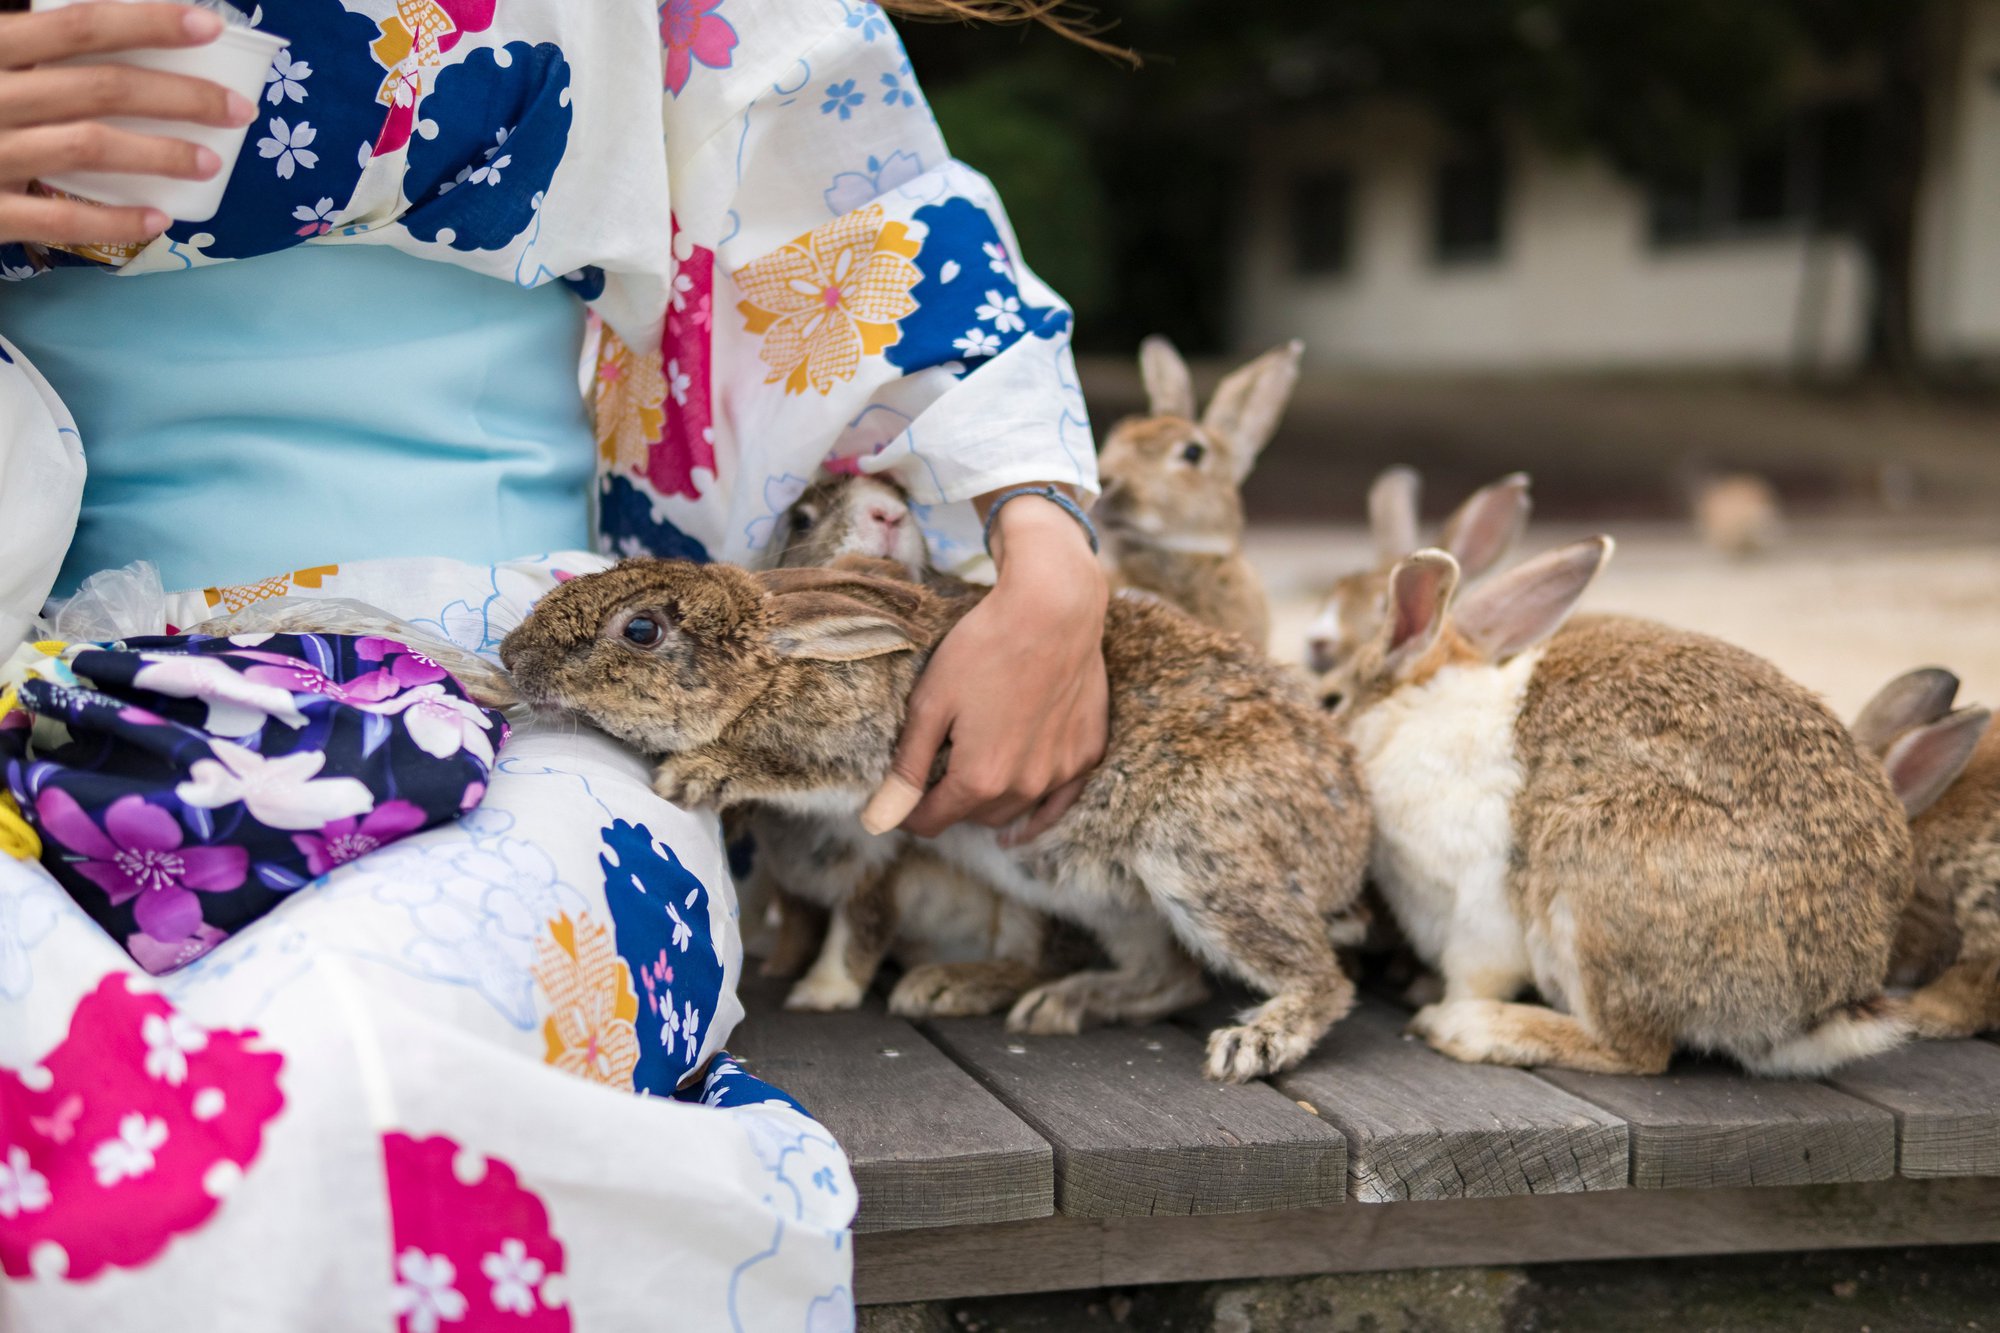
[1438,473,1532,581]
[1881,707,1991,817]
[1369,467,1422,566]
[1852,668,1960,755]
[1139,335,1196,419]
[1451,537,1613,663]
[1202,340,1303,482]
[1381,549,1459,675]
[765,591,920,663]
[757,564,927,617]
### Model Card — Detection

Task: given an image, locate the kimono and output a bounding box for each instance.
[0,1,1095,1329]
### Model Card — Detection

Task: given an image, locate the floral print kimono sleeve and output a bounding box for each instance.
[593,0,1097,574]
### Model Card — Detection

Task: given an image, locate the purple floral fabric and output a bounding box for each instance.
[0,633,507,974]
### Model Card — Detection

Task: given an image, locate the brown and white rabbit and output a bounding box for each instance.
[743,471,1061,1019]
[1306,467,1532,674]
[1095,336,1302,649]
[500,558,1372,1080]
[1318,541,1914,1076]
[1851,669,1999,1037]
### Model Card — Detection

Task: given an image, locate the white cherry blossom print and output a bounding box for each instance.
[976,289,1025,333]
[480,1238,546,1315]
[392,1248,468,1333]
[257,118,319,179]
[175,740,375,831]
[952,328,1000,358]
[90,1114,169,1187]
[142,1012,211,1086]
[264,48,312,105]
[0,1146,51,1219]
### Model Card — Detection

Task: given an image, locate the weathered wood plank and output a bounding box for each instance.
[1272,998,1629,1200]
[1536,1061,1896,1189]
[730,979,1053,1233]
[856,1177,2000,1304]
[1827,1038,2000,1177]
[920,1017,1347,1217]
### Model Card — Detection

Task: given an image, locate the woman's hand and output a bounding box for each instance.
[870,490,1110,843]
[0,3,251,246]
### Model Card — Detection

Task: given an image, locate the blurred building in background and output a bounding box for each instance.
[1233,0,2000,374]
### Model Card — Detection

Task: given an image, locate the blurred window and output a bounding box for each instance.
[1647,98,1867,246]
[1432,147,1508,266]
[1289,167,1355,277]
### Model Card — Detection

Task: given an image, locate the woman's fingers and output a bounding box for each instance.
[0,64,254,130]
[0,5,223,72]
[0,191,166,245]
[0,119,220,183]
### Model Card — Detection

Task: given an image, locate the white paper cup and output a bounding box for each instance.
[29,0,287,224]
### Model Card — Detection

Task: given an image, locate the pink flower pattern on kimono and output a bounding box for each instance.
[234,652,402,706]
[0,974,285,1281]
[33,790,246,942]
[293,799,431,876]
[357,637,451,688]
[369,0,499,156]
[648,219,718,500]
[357,684,502,766]
[660,0,738,97]
[175,740,377,832]
[382,1133,571,1331]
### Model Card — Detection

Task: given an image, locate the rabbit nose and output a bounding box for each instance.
[867,504,904,529]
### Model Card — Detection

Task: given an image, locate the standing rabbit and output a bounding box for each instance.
[501,557,1372,1080]
[1318,540,1913,1076]
[1095,336,1302,648]
[744,471,1062,1018]
[1306,467,1532,673]
[1851,669,1999,1037]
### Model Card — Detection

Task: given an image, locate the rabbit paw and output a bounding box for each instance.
[784,967,866,1012]
[889,964,1016,1019]
[651,763,727,811]
[1406,999,1507,1063]
[1204,1021,1313,1083]
[1007,981,1090,1036]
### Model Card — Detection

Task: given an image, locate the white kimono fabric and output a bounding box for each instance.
[0,0,1097,1327]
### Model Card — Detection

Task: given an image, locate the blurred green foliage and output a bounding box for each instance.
[900,0,1926,360]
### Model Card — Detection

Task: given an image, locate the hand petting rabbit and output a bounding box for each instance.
[1095,336,1302,649]
[1852,669,2000,1038]
[1318,540,1914,1077]
[501,553,1372,1081]
[1307,467,1531,673]
[741,472,1065,1020]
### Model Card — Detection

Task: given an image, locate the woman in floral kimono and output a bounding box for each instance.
[0,2,1108,1327]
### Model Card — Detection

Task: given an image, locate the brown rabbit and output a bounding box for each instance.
[500,558,1372,1080]
[1851,669,1999,1037]
[1095,336,1302,648]
[1318,540,1913,1076]
[741,471,1063,1019]
[1306,467,1532,673]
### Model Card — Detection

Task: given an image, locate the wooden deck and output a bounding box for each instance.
[729,979,2000,1305]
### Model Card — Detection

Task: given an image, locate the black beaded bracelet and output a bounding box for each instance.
[981,485,1100,557]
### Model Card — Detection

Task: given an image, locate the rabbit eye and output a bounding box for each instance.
[790,507,818,534]
[623,616,664,648]
[1180,441,1206,466]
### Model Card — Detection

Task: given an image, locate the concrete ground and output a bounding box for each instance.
[1251,514,2000,719]
[861,1243,2000,1332]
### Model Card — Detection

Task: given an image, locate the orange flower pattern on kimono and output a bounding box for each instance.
[734,206,922,396]
[592,327,669,474]
[534,911,641,1089]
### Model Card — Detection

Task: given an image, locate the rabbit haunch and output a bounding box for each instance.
[1321,539,1913,1078]
[501,558,1372,1081]
[1852,669,2000,1039]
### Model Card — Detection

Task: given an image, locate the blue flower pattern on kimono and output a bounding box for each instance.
[600,818,726,1093]
[598,475,713,563]
[675,1053,808,1116]
[169,0,383,260]
[402,43,575,253]
[886,197,1070,379]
